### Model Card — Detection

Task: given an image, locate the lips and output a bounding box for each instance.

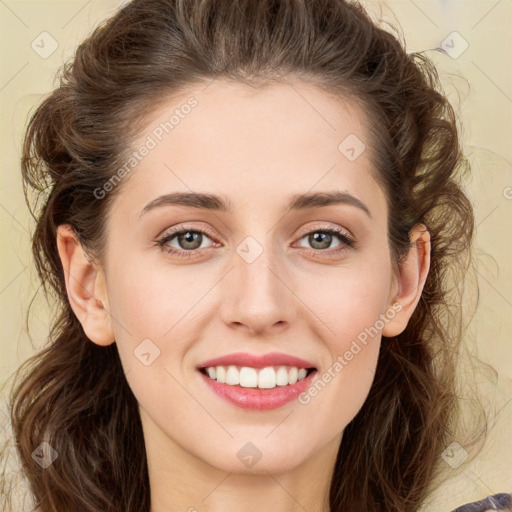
[196,351,318,410]
[199,369,317,410]
[197,351,317,370]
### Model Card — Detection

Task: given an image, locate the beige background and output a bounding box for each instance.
[1,1,511,510]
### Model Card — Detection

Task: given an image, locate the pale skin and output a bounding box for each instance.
[57,79,430,512]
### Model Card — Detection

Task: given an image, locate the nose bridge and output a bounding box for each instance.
[221,232,295,333]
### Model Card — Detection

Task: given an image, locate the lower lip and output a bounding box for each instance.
[198,370,317,410]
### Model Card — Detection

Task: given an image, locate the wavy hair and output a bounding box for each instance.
[1,0,479,510]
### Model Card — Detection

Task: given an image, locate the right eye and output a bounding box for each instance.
[156,226,219,259]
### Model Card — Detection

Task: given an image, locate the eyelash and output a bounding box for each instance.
[155,225,356,259]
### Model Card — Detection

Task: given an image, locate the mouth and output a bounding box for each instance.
[197,364,318,411]
[198,365,317,389]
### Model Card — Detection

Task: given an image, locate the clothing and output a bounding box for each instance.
[450,493,512,512]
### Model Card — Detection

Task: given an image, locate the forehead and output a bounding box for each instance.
[111,79,386,221]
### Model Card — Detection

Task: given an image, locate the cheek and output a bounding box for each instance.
[104,253,221,401]
[295,258,392,423]
[302,253,393,348]
[104,259,191,381]
[297,304,383,444]
[106,268,196,419]
[106,256,192,338]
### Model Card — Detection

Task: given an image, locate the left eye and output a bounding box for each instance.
[296,229,351,251]
[301,230,339,250]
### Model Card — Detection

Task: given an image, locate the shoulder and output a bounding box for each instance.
[450,493,512,512]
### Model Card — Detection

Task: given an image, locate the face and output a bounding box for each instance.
[93,80,403,474]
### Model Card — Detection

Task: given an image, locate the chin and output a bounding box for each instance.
[199,439,316,475]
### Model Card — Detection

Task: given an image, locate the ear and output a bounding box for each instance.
[56,224,115,346]
[382,223,431,337]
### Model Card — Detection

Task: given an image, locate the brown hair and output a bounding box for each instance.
[2,0,479,510]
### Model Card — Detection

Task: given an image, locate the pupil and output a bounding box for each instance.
[180,231,201,249]
[311,232,331,249]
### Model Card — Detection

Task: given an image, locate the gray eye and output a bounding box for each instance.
[177,231,203,250]
[298,230,343,251]
[166,230,213,251]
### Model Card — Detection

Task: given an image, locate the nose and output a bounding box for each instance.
[219,240,297,336]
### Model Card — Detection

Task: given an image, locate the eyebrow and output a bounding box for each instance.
[140,190,371,218]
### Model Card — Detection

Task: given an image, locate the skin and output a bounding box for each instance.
[57,79,430,512]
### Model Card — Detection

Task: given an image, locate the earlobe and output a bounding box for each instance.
[56,224,115,346]
[382,224,431,338]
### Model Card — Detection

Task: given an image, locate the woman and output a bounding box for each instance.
[1,0,510,510]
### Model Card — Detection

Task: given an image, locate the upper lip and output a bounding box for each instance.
[197,352,317,370]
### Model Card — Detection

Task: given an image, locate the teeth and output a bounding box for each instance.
[276,366,289,386]
[216,366,226,383]
[225,365,240,385]
[240,367,258,388]
[202,365,312,389]
[258,367,276,389]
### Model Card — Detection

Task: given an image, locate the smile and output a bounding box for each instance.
[199,365,315,389]
[198,366,318,411]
